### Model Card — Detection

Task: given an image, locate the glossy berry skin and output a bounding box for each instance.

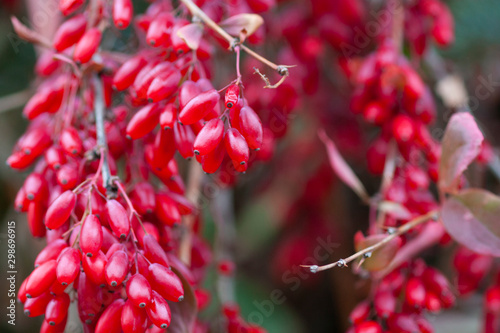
[201,140,226,173]
[148,263,184,302]
[53,14,87,51]
[95,298,125,333]
[113,55,146,91]
[225,128,250,166]
[82,250,107,286]
[60,127,83,156]
[26,260,57,298]
[178,89,220,125]
[126,104,160,140]
[113,0,133,29]
[45,293,70,326]
[354,321,383,333]
[35,239,67,268]
[225,84,240,109]
[24,292,52,317]
[238,106,263,150]
[105,250,129,287]
[80,214,103,258]
[193,118,225,156]
[73,28,102,64]
[59,0,84,16]
[45,190,76,230]
[146,290,172,329]
[105,199,130,239]
[56,247,81,285]
[121,299,148,333]
[126,274,152,308]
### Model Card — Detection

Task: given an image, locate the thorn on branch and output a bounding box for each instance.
[253,67,289,89]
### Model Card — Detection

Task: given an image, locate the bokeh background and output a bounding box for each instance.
[1,0,500,332]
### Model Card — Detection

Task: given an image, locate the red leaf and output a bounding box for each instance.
[176,23,203,50]
[318,129,369,202]
[441,189,500,256]
[438,112,483,194]
[355,234,402,272]
[219,13,263,38]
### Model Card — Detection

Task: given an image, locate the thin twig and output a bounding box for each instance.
[179,0,292,87]
[92,75,112,192]
[179,161,204,265]
[302,210,439,273]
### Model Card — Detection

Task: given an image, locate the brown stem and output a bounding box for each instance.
[92,75,112,192]
[178,161,204,265]
[302,210,439,273]
[390,0,405,51]
[179,0,292,87]
[0,89,32,114]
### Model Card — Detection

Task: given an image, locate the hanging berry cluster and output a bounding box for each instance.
[8,0,289,332]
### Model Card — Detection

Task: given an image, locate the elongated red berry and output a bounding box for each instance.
[56,248,81,285]
[405,277,426,308]
[24,173,48,202]
[80,214,103,257]
[60,127,83,156]
[179,80,202,109]
[26,260,57,298]
[96,298,125,333]
[121,299,148,333]
[73,28,102,64]
[148,263,184,302]
[178,89,220,125]
[193,118,224,155]
[225,84,239,109]
[126,104,160,140]
[239,106,263,150]
[113,56,146,91]
[28,201,47,238]
[105,250,129,287]
[82,250,107,286]
[146,13,173,47]
[35,239,67,268]
[147,68,181,103]
[126,274,152,308]
[146,290,172,329]
[24,292,52,317]
[174,122,195,159]
[44,146,66,170]
[45,190,76,230]
[225,128,249,167]
[130,182,156,215]
[133,62,173,100]
[105,199,130,239]
[201,140,226,173]
[45,293,70,326]
[143,234,170,266]
[59,0,84,16]
[53,14,86,51]
[113,0,133,29]
[160,104,177,130]
[155,193,181,226]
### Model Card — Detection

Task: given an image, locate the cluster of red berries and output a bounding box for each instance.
[7,0,285,332]
[348,260,455,333]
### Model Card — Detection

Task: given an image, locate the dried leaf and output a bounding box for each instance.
[378,201,412,220]
[10,16,50,47]
[438,112,483,194]
[441,189,500,256]
[355,234,402,272]
[318,129,369,202]
[219,13,263,38]
[167,267,197,333]
[176,23,203,50]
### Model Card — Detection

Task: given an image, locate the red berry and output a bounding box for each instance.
[146,290,172,329]
[26,260,57,298]
[80,214,103,257]
[45,191,76,230]
[73,28,102,64]
[148,263,184,302]
[224,128,249,167]
[126,274,152,308]
[179,89,220,125]
[225,84,240,109]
